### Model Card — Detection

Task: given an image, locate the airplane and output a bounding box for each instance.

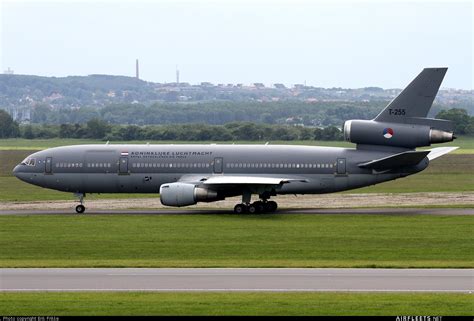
[13,68,458,214]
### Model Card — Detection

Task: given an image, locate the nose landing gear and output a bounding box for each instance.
[74,193,86,214]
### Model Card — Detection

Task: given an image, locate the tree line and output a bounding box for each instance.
[29,101,384,126]
[1,113,344,141]
[1,108,473,140]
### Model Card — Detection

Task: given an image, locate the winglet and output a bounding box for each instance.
[427,147,459,161]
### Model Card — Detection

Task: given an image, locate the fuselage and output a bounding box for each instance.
[13,144,428,197]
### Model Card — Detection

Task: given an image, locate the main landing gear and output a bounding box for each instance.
[233,191,278,214]
[74,193,86,214]
[233,201,278,214]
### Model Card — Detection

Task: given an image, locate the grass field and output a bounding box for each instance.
[0,292,472,316]
[0,214,472,268]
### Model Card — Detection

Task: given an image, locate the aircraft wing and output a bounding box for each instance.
[201,176,307,185]
[358,150,430,171]
[427,146,458,160]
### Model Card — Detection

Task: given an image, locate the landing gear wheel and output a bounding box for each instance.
[266,201,278,212]
[248,204,258,214]
[253,201,265,213]
[75,204,85,214]
[234,204,246,214]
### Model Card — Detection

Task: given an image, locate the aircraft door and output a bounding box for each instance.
[336,158,346,175]
[119,157,129,174]
[45,157,53,174]
[213,157,223,174]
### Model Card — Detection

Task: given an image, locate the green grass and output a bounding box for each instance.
[1,136,472,152]
[0,214,472,268]
[0,292,472,316]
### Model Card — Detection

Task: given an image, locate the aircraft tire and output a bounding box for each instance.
[267,201,277,212]
[248,204,258,214]
[234,204,246,214]
[75,205,86,214]
[253,201,265,213]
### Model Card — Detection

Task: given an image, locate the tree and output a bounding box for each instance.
[0,109,20,138]
[22,124,35,139]
[86,118,109,139]
[436,108,471,135]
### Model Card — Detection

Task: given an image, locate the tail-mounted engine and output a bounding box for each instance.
[344,120,455,148]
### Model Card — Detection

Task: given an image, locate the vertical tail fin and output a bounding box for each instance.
[343,68,456,149]
[374,68,447,123]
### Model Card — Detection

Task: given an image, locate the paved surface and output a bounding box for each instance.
[0,268,472,292]
[0,207,472,216]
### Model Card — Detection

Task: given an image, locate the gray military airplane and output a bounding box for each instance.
[14,68,457,214]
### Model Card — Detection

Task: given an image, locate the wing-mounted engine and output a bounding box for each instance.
[159,182,222,207]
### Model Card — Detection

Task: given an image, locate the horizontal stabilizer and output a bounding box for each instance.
[427,146,458,160]
[405,117,454,132]
[358,150,430,171]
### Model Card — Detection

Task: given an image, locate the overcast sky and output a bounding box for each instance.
[1,0,472,89]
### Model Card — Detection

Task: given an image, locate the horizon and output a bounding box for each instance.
[2,71,472,92]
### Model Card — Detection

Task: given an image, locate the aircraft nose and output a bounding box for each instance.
[13,165,21,177]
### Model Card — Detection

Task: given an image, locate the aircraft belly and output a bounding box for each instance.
[117,173,179,193]
[82,173,118,193]
[42,173,84,193]
[276,173,401,195]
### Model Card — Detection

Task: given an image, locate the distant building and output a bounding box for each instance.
[6,107,31,123]
[135,59,139,79]
[4,67,14,75]
[274,83,286,89]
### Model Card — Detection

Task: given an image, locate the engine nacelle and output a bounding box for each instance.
[159,182,221,207]
[343,120,454,148]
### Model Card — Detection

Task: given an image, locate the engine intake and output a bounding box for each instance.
[160,182,221,207]
[344,120,454,148]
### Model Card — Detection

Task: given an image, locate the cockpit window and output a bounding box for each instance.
[21,158,36,166]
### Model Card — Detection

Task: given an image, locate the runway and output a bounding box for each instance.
[1,268,472,292]
[0,207,473,216]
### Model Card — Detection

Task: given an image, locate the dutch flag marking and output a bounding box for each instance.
[383,128,394,139]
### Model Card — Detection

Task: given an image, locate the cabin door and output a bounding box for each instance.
[45,157,53,174]
[119,157,129,174]
[213,157,223,174]
[336,158,346,175]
